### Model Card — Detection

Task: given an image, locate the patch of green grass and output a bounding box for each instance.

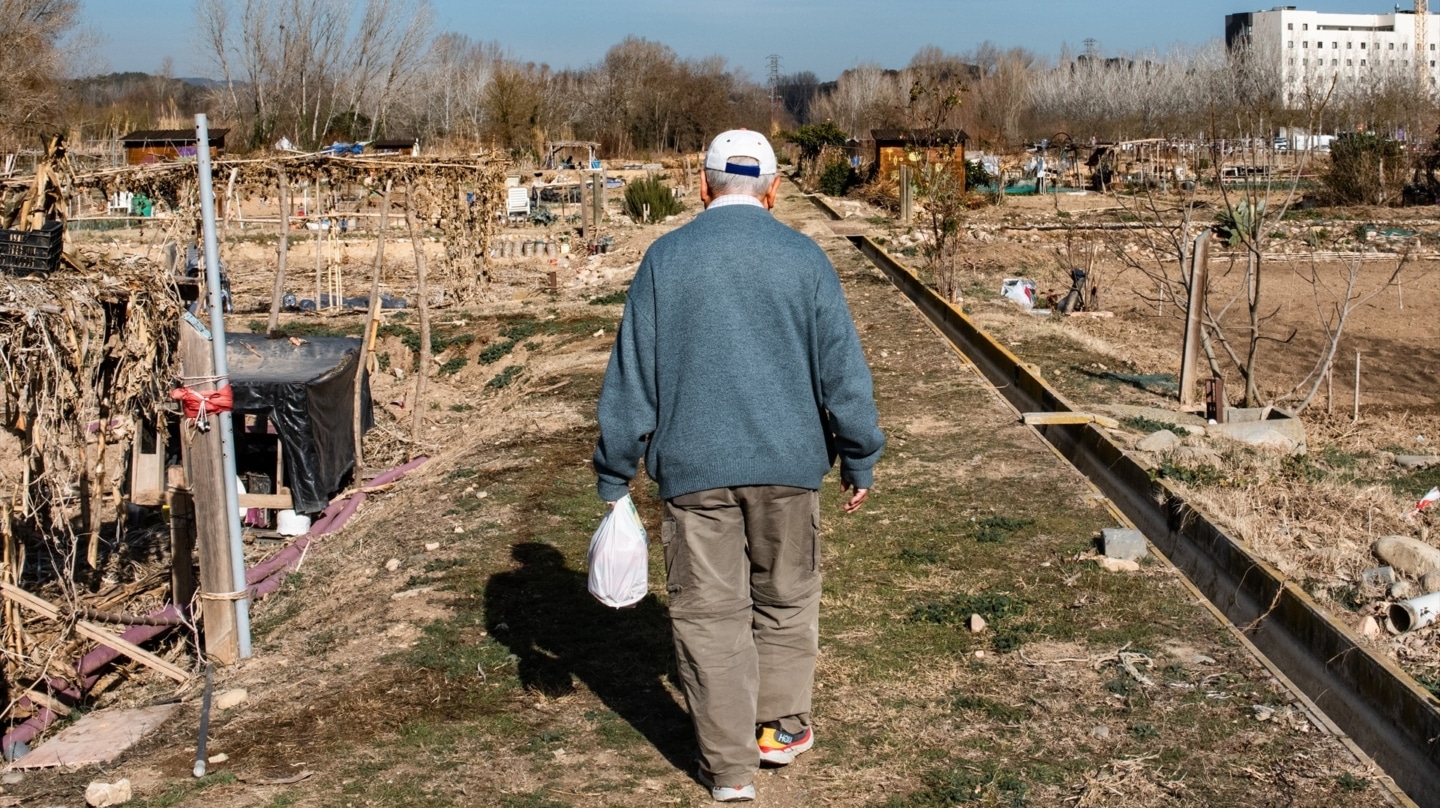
[479,339,517,364]
[973,515,1035,544]
[132,772,237,808]
[449,402,474,412]
[501,320,542,341]
[1123,415,1185,435]
[899,545,943,565]
[991,623,1039,652]
[588,290,627,306]
[376,351,391,371]
[585,708,647,750]
[1392,464,1440,499]
[251,574,306,640]
[246,319,363,338]
[1280,453,1326,483]
[1413,671,1440,698]
[1318,445,1360,471]
[885,761,1029,807]
[1158,461,1228,486]
[488,365,523,389]
[404,617,516,682]
[1336,772,1370,792]
[912,592,1027,626]
[303,626,345,657]
[1105,674,1139,697]
[380,322,477,356]
[952,692,1029,723]
[444,467,478,482]
[499,792,570,808]
[425,557,465,573]
[438,356,468,376]
[1129,722,1159,740]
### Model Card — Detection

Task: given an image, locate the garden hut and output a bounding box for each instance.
[121,129,228,165]
[872,129,969,186]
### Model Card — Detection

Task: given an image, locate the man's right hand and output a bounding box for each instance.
[840,481,869,514]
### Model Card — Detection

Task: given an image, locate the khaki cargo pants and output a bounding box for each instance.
[662,485,820,786]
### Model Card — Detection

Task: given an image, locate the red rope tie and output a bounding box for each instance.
[171,384,234,430]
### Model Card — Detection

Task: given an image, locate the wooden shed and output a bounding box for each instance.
[121,129,228,165]
[872,129,969,187]
[370,137,420,156]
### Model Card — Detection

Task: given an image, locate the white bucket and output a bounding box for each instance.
[276,509,312,536]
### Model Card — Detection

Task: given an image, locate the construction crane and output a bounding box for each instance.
[1419,0,1429,93]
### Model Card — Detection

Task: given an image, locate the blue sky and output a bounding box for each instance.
[82,0,1402,81]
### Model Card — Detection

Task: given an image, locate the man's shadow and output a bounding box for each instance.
[484,542,693,770]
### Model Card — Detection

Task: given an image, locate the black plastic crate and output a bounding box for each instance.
[0,221,63,275]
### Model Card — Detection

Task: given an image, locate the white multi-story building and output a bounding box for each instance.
[1225,5,1439,102]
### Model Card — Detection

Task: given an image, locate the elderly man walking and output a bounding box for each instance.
[593,129,884,802]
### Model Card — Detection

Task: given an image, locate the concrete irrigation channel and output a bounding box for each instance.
[798,189,1438,806]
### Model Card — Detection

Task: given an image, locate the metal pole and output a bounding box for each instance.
[1353,350,1361,424]
[194,114,253,659]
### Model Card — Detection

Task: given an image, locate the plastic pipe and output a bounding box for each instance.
[195,113,252,660]
[1388,591,1440,633]
[0,604,182,752]
[246,457,428,595]
[2,457,428,754]
[193,664,214,777]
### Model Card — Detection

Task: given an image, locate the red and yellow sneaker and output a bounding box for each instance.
[757,722,814,765]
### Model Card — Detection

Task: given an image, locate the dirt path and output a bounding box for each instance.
[3,185,1388,807]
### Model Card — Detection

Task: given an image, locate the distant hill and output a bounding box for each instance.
[64,72,219,133]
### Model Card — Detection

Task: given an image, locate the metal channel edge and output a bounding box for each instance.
[817,214,1440,804]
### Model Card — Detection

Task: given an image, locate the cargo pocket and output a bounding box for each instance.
[661,509,685,602]
[810,494,821,573]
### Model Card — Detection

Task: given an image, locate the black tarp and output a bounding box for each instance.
[225,333,372,514]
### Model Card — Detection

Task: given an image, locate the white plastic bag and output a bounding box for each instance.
[1000,278,1036,309]
[587,494,649,608]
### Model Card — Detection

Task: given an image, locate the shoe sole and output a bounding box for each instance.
[697,769,755,802]
[758,731,814,766]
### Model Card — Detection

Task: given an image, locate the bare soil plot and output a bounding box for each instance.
[915,191,1440,691]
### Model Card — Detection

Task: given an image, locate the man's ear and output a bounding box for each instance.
[762,176,782,209]
[699,169,713,206]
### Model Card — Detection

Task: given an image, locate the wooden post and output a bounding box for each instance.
[267,171,290,336]
[579,176,590,239]
[354,180,392,475]
[404,189,430,444]
[1178,232,1210,412]
[899,165,913,225]
[221,167,239,240]
[167,484,197,609]
[176,318,240,664]
[592,172,604,227]
[314,206,324,310]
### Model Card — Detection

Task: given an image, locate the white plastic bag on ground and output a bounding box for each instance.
[587,494,649,608]
[1000,278,1036,309]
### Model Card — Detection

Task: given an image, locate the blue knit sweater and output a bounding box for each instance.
[593,203,884,502]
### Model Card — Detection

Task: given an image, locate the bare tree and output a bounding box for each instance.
[1279,255,1406,412]
[193,0,435,150]
[808,63,906,138]
[966,42,1037,147]
[0,0,80,144]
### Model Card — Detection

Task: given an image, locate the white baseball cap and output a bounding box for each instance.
[704,129,777,177]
